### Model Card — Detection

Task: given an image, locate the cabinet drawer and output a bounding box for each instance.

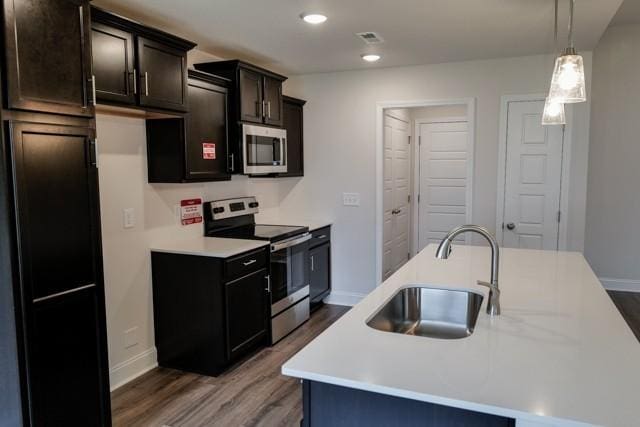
[310,226,331,248]
[225,248,268,280]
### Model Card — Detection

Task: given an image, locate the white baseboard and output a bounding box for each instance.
[109,347,157,391]
[323,290,367,306]
[600,277,640,293]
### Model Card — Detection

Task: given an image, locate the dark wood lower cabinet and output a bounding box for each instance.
[151,248,270,376]
[29,287,111,426]
[0,119,111,426]
[309,226,331,311]
[302,381,515,427]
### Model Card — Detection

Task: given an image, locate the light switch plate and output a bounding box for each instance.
[343,192,360,206]
[123,208,135,229]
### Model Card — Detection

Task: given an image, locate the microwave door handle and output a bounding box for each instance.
[280,138,286,165]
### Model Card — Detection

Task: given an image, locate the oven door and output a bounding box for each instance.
[242,124,287,174]
[270,233,311,316]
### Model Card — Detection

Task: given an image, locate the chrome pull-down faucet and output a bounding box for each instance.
[435,225,501,316]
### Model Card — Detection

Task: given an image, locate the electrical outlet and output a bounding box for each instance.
[124,327,138,349]
[123,208,135,229]
[343,193,360,206]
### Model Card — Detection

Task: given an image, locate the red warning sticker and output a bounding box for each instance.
[180,198,203,225]
[203,141,216,160]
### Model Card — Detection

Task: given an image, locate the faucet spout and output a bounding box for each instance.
[435,225,501,315]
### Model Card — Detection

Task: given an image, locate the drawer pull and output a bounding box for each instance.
[316,235,327,239]
[243,259,257,266]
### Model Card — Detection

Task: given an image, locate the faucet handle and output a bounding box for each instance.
[477,280,499,292]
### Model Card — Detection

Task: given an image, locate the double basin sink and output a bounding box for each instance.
[367,286,484,339]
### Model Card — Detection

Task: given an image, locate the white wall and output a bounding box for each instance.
[282,53,592,302]
[96,115,299,388]
[585,24,640,289]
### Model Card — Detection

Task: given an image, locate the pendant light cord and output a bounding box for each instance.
[568,0,575,49]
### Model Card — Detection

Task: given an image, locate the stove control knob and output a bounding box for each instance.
[249,202,259,208]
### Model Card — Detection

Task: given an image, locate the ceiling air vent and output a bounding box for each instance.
[356,32,384,44]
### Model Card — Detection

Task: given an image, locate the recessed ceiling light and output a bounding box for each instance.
[300,13,327,24]
[361,54,381,62]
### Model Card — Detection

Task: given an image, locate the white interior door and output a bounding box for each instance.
[502,100,563,250]
[383,112,410,280]
[418,121,469,251]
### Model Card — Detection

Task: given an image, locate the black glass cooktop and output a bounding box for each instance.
[208,224,308,243]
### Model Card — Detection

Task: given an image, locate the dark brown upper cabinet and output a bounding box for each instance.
[194,60,287,128]
[91,7,195,113]
[2,0,95,117]
[280,96,306,177]
[146,70,231,183]
[91,22,135,104]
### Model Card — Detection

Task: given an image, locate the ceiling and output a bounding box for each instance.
[610,0,640,26]
[94,0,624,75]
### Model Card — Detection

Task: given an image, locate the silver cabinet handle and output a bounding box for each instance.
[243,259,257,266]
[33,283,96,303]
[316,235,327,239]
[229,153,235,172]
[311,255,315,271]
[262,100,267,118]
[267,101,271,118]
[265,275,271,292]
[89,75,97,105]
[132,69,137,94]
[506,223,516,230]
[143,71,149,96]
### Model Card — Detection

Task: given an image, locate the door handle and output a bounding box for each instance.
[267,101,271,119]
[506,223,516,230]
[311,255,315,272]
[142,71,149,96]
[89,75,97,105]
[391,208,401,215]
[242,259,257,266]
[265,275,271,292]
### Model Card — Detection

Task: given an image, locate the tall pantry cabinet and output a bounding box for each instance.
[0,0,112,426]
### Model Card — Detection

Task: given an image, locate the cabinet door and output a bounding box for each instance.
[185,78,230,181]
[225,269,268,359]
[263,76,283,127]
[310,243,330,302]
[10,122,100,302]
[137,36,188,112]
[92,22,136,104]
[281,99,304,177]
[3,0,94,116]
[238,68,263,123]
[28,287,111,426]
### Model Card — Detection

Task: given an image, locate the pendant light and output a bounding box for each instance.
[543,0,566,125]
[547,0,586,104]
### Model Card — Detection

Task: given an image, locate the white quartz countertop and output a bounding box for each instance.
[282,245,640,426]
[150,237,268,258]
[254,213,332,232]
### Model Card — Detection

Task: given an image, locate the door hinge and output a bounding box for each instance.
[501,222,505,230]
[408,252,411,260]
[417,194,420,203]
[408,135,411,145]
[557,211,561,223]
[418,136,421,146]
[408,194,411,203]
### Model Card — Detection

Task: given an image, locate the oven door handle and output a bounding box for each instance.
[271,233,311,252]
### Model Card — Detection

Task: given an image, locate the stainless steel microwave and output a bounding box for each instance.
[241,124,287,174]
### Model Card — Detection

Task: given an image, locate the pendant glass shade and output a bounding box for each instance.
[542,97,566,125]
[548,53,586,103]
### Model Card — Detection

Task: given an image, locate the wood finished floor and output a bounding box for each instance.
[111,304,349,427]
[608,291,640,341]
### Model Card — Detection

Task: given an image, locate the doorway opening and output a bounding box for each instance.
[376,99,475,283]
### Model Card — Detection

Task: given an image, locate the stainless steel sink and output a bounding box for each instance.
[366,286,484,339]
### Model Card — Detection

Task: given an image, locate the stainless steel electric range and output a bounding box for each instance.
[204,196,311,344]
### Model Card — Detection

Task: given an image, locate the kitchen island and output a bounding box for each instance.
[282,245,640,426]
